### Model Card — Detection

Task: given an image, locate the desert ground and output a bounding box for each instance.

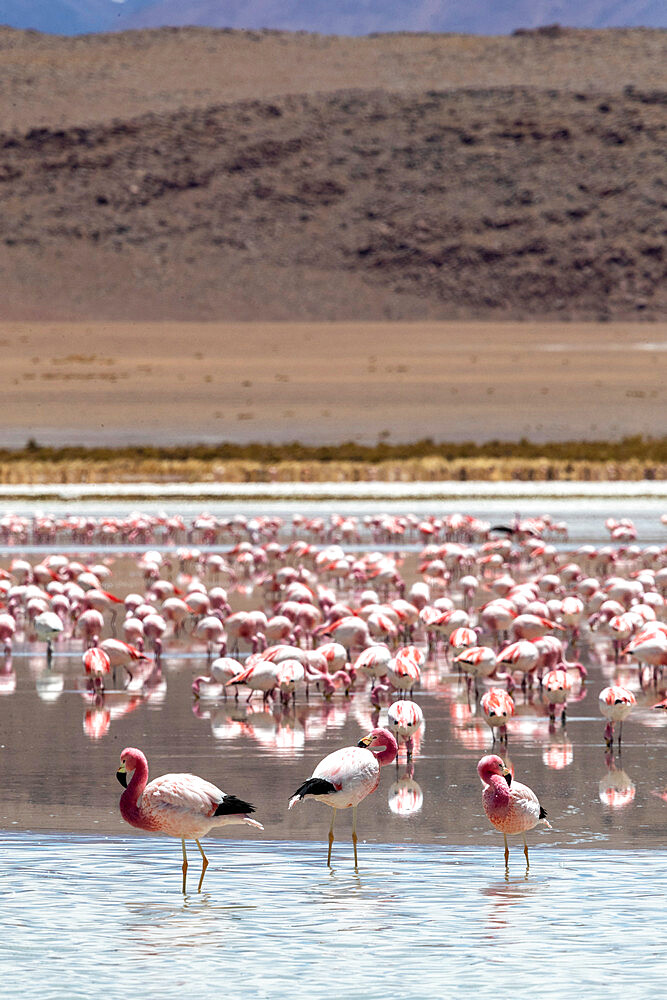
[1,320,664,448]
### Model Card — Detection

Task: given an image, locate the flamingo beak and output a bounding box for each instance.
[358,735,372,748]
[116,762,128,788]
[502,766,512,786]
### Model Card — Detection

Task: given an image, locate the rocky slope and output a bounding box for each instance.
[0,26,664,320]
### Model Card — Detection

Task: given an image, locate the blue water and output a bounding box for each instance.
[1,834,664,1000]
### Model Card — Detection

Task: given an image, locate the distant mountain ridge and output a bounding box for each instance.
[1,0,664,36]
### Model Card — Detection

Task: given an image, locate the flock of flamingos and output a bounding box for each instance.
[2,507,666,891]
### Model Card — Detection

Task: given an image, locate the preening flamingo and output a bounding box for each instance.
[477,754,551,867]
[116,747,263,893]
[288,727,398,866]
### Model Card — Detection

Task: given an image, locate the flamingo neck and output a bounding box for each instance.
[373,733,398,767]
[120,757,148,826]
[484,774,511,808]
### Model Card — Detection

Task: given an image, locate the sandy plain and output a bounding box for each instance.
[1,320,665,447]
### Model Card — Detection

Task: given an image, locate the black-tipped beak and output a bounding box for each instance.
[116,768,128,788]
[358,735,372,748]
[503,771,512,787]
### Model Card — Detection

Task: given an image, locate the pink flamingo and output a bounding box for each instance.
[386,699,424,759]
[0,613,16,655]
[599,685,636,747]
[454,645,497,691]
[82,646,111,692]
[192,675,224,700]
[99,638,147,685]
[386,645,423,695]
[477,754,551,868]
[543,667,573,723]
[480,688,515,742]
[116,747,263,893]
[288,727,398,866]
[76,608,105,648]
[495,640,540,688]
[353,644,392,686]
[226,655,280,703]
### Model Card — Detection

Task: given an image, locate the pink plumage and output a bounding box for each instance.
[117,747,263,892]
[477,754,551,867]
[480,688,515,741]
[599,684,636,747]
[386,699,424,757]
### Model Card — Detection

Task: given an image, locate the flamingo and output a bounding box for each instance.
[386,645,423,695]
[495,640,540,687]
[82,646,111,692]
[288,727,398,867]
[386,700,424,759]
[116,747,263,893]
[599,685,636,747]
[0,613,16,655]
[543,667,574,723]
[480,688,515,742]
[226,655,280,703]
[477,754,551,868]
[33,610,64,663]
[100,638,147,684]
[454,645,496,694]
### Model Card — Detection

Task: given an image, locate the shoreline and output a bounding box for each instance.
[0,479,665,502]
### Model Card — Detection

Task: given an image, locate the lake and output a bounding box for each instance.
[0,484,665,997]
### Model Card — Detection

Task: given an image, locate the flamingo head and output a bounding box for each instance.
[477,754,512,786]
[358,727,398,766]
[116,746,145,788]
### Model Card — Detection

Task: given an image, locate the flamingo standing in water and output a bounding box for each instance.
[599,685,636,747]
[288,727,398,867]
[477,754,551,868]
[116,747,263,893]
[82,646,111,692]
[480,688,515,742]
[386,699,424,759]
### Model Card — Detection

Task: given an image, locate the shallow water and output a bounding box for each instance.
[2,835,665,1000]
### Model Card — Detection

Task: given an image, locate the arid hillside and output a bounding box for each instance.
[0,26,665,321]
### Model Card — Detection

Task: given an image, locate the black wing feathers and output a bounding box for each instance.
[215,794,255,816]
[291,777,337,800]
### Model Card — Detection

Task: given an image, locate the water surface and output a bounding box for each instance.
[2,835,664,1000]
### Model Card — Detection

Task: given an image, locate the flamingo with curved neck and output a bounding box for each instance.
[288,727,398,867]
[477,754,551,868]
[116,747,263,892]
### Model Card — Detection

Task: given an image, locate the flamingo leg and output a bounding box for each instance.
[503,833,509,868]
[327,810,336,867]
[523,835,530,870]
[195,838,209,893]
[181,837,188,894]
[352,805,359,869]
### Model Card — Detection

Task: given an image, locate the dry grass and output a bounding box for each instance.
[2,446,666,485]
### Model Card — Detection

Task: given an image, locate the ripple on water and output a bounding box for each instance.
[0,835,665,1000]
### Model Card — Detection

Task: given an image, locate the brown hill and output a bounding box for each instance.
[0,26,665,321]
